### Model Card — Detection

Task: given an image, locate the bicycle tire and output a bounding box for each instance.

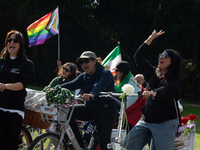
[18,125,32,150]
[28,132,68,150]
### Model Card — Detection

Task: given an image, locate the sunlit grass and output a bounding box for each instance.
[27,86,44,91]
[182,105,200,150]
[195,133,200,150]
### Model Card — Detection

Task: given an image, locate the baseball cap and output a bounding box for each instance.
[112,61,130,75]
[76,51,97,62]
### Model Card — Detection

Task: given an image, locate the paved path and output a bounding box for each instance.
[182,103,200,107]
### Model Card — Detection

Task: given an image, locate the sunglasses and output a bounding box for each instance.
[158,53,168,59]
[62,67,70,72]
[79,58,91,65]
[115,70,119,72]
[7,38,18,43]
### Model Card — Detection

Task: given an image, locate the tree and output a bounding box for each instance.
[0,0,199,101]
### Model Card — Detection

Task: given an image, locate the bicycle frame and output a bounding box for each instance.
[100,92,139,150]
[107,92,154,150]
[39,92,142,150]
[40,102,97,150]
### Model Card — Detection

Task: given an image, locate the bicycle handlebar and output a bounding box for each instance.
[99,91,143,97]
[75,91,143,101]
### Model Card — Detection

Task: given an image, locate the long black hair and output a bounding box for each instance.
[156,49,182,84]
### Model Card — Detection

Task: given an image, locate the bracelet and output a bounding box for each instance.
[147,39,152,42]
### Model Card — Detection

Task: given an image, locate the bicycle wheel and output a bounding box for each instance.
[27,126,42,140]
[28,132,67,150]
[18,125,32,150]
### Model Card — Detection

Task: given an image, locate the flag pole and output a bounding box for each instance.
[57,6,60,60]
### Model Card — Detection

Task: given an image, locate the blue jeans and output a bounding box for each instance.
[121,118,178,150]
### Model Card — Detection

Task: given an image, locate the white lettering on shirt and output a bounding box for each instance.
[11,68,20,74]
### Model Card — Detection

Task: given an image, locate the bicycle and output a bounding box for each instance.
[103,92,154,150]
[27,126,42,139]
[28,92,143,150]
[18,125,33,150]
[99,92,143,150]
[28,98,98,150]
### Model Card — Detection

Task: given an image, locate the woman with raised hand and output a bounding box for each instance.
[122,30,182,150]
[42,61,78,95]
[0,30,35,149]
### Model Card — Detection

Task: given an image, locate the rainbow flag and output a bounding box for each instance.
[27,7,59,47]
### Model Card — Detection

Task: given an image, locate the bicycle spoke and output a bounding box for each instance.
[46,138,53,150]
[28,133,67,150]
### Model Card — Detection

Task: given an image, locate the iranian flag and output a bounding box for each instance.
[101,41,122,74]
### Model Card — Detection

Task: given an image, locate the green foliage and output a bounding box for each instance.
[181,59,200,101]
[0,0,200,101]
[27,86,43,91]
[119,93,127,103]
[46,85,74,104]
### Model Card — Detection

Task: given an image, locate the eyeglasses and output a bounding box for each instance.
[115,70,119,72]
[158,53,168,59]
[62,67,70,72]
[79,58,91,65]
[7,38,18,43]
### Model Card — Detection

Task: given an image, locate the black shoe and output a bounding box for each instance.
[66,142,87,149]
[66,143,74,149]
[80,143,87,148]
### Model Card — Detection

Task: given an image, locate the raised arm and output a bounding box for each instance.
[144,30,165,45]
[134,30,165,81]
[57,60,62,76]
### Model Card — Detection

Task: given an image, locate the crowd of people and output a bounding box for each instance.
[0,29,183,150]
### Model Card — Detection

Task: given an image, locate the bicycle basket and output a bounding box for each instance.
[40,102,73,125]
[23,108,52,129]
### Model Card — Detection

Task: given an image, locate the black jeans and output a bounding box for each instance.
[0,109,23,150]
[69,104,118,150]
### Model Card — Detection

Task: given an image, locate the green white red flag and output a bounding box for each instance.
[101,41,122,73]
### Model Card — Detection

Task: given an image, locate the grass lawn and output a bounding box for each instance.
[181,105,200,150]
[27,85,44,91]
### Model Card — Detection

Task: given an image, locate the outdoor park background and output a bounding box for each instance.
[0,0,200,103]
[1,0,200,149]
[1,0,200,103]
